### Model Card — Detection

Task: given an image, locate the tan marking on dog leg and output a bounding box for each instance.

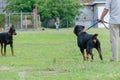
[11,48,15,56]
[1,45,4,56]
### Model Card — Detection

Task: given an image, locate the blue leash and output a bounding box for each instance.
[85,19,109,31]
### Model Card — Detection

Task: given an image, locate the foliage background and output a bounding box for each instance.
[0,14,5,28]
[5,0,82,28]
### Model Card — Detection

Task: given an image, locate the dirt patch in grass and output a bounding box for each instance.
[0,66,10,71]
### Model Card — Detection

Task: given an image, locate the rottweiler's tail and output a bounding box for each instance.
[93,34,98,39]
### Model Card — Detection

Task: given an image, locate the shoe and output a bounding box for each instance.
[110,59,118,62]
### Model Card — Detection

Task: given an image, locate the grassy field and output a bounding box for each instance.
[0,28,120,80]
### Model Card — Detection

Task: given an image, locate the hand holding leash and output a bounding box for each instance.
[98,19,104,23]
[97,19,109,24]
[97,19,109,29]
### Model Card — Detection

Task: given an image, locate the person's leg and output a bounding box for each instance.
[109,24,119,61]
[56,25,59,31]
[56,25,58,30]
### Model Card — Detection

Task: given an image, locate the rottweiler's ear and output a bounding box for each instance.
[11,25,14,28]
[73,26,78,36]
[82,26,85,29]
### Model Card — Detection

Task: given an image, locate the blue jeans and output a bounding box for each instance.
[56,25,59,31]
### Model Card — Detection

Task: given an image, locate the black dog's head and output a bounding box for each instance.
[8,25,17,35]
[73,25,85,36]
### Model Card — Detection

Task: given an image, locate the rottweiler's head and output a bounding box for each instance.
[73,25,85,36]
[8,25,17,35]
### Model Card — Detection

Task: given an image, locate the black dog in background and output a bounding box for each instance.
[0,25,17,56]
[73,25,103,61]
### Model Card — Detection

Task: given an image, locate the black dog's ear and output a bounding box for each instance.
[73,25,78,36]
[81,25,85,29]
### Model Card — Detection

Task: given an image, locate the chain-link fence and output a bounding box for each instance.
[0,11,40,30]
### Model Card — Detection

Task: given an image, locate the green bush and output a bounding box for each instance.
[0,14,5,28]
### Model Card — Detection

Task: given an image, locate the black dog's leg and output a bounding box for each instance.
[96,48,103,60]
[3,44,6,56]
[0,43,3,55]
[90,53,94,61]
[87,49,94,61]
[82,52,86,61]
[10,43,14,56]
[86,52,89,60]
[80,49,86,61]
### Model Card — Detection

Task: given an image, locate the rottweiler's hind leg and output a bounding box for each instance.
[87,49,94,61]
[96,48,103,60]
[86,52,89,60]
[86,52,94,61]
[90,53,94,61]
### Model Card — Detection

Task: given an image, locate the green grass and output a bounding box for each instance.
[0,28,120,80]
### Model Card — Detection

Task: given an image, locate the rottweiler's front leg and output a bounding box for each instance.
[10,43,14,56]
[3,44,7,56]
[0,43,4,56]
[80,49,86,61]
[82,52,86,61]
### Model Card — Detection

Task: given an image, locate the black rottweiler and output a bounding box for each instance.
[0,25,17,56]
[73,25,103,61]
